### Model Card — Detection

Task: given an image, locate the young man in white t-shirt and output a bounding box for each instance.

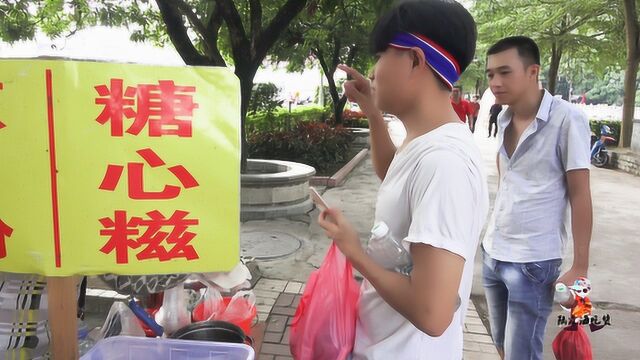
[483,36,593,360]
[317,1,489,359]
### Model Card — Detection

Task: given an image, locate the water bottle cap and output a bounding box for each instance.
[371,222,390,238]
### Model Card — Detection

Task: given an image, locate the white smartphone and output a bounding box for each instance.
[309,187,329,211]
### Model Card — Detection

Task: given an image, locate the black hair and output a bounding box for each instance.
[370,0,477,90]
[487,36,541,66]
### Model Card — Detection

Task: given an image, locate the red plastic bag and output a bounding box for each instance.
[552,323,593,360]
[289,243,360,360]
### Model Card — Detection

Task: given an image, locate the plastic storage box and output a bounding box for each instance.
[80,336,255,360]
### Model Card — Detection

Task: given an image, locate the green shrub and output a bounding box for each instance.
[590,119,620,146]
[246,105,331,133]
[248,122,353,172]
[248,83,283,115]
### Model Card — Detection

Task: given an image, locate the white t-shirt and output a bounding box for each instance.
[353,122,489,360]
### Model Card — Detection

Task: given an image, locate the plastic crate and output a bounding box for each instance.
[80,336,255,360]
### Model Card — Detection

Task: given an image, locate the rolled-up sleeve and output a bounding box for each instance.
[560,109,591,172]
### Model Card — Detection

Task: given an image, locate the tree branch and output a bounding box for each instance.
[331,36,341,69]
[155,0,209,65]
[249,0,262,46]
[205,1,226,65]
[622,0,640,58]
[217,0,251,68]
[316,45,340,104]
[173,0,225,65]
[254,0,308,67]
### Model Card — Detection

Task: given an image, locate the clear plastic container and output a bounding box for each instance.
[366,222,412,273]
[80,336,255,360]
[78,319,96,356]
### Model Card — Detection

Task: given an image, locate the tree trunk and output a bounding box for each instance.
[327,79,342,124]
[621,0,640,148]
[548,41,563,94]
[334,96,348,125]
[237,66,259,172]
[316,50,342,124]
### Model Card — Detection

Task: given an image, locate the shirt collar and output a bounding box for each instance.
[498,89,553,129]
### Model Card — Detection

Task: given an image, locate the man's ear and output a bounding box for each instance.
[410,47,427,69]
[528,64,541,81]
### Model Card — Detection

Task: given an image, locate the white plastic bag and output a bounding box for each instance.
[202,286,225,321]
[95,302,145,340]
[154,285,190,336]
[218,290,256,324]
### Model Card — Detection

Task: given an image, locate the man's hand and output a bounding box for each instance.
[338,64,378,118]
[317,208,363,260]
[556,266,588,288]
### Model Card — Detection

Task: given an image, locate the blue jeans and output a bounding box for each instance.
[482,249,562,360]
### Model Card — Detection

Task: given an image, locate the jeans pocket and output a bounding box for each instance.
[521,260,562,285]
[521,262,546,284]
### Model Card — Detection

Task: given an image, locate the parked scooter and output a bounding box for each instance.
[590,125,616,168]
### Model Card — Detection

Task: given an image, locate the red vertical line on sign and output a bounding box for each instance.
[45,69,62,268]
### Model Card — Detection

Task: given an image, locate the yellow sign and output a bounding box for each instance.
[0,59,241,276]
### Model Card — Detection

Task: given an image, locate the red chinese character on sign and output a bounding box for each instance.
[99,210,199,264]
[99,210,141,264]
[0,219,14,259]
[99,148,199,200]
[136,210,199,261]
[94,79,198,137]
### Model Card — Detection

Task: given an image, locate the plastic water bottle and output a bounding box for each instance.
[77,319,95,356]
[366,222,412,272]
[554,283,575,309]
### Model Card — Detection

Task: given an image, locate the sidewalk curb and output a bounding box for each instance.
[310,148,369,188]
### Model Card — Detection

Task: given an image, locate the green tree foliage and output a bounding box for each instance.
[472,0,621,94]
[271,0,391,124]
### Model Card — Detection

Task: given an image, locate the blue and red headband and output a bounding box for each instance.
[388,32,461,89]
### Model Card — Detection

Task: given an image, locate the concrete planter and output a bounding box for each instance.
[241,159,316,221]
[631,119,640,153]
[347,128,370,149]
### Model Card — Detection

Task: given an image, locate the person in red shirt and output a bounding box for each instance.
[450,86,472,126]
[469,95,481,133]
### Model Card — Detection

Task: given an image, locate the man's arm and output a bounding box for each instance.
[367,112,397,181]
[350,242,464,337]
[557,169,592,284]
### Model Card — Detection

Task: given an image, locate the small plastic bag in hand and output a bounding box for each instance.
[289,243,360,360]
